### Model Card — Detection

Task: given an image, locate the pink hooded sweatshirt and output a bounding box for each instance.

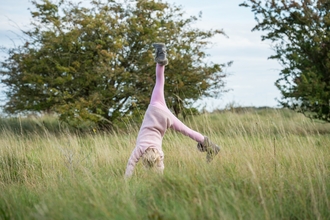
[125,104,172,177]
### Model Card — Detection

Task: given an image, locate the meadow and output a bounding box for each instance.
[0,108,329,220]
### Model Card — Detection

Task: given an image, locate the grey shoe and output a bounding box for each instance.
[197,136,220,162]
[153,43,168,66]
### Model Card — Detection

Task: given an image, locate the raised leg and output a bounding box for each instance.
[170,112,205,143]
[150,64,167,107]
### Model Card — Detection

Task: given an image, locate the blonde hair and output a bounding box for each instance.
[142,148,161,169]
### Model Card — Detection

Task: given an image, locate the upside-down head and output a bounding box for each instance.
[142,148,161,169]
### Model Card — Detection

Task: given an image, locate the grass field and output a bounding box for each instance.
[0,108,329,220]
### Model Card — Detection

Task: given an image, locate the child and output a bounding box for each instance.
[124,43,220,177]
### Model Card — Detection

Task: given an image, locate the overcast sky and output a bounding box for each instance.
[0,0,282,111]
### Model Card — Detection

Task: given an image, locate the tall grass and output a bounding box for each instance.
[0,109,329,219]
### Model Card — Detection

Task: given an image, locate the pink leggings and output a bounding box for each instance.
[150,64,204,143]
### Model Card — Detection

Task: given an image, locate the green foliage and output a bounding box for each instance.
[0,0,227,129]
[240,0,330,122]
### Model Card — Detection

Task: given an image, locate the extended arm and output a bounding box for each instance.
[125,147,142,177]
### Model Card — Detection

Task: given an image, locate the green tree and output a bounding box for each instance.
[1,0,228,129]
[240,0,330,122]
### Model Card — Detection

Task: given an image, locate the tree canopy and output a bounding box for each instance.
[240,0,330,122]
[1,0,228,128]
